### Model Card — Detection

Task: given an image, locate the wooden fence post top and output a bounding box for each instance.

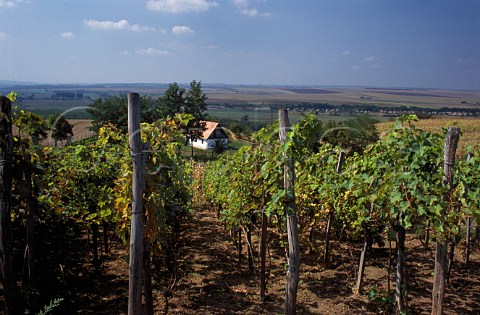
[278,109,291,140]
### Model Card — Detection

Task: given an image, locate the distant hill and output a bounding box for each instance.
[0,80,39,87]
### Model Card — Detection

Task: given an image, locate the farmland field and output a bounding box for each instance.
[18,98,92,118]
[204,86,480,108]
[4,83,480,110]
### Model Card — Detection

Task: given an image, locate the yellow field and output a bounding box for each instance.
[377,118,480,158]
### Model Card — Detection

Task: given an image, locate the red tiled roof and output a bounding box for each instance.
[201,121,219,139]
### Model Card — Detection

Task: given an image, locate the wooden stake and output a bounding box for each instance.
[396,218,407,314]
[432,126,460,315]
[260,206,268,300]
[324,151,345,267]
[355,237,368,295]
[465,217,471,264]
[0,96,16,315]
[279,109,300,315]
[464,153,473,265]
[128,93,145,315]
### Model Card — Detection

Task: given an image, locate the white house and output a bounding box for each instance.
[189,121,229,150]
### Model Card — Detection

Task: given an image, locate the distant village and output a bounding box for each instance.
[210,101,480,118]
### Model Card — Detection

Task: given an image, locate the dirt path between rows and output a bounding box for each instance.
[164,206,362,314]
[42,204,480,314]
[166,205,284,314]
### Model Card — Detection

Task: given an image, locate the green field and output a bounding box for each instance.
[18,99,91,118]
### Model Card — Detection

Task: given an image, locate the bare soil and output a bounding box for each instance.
[35,206,480,314]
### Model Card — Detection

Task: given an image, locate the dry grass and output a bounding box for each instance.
[12,119,95,147]
[69,119,95,140]
[44,119,95,146]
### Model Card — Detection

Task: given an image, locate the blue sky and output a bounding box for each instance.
[0,0,479,90]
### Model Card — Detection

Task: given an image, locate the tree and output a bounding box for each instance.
[87,95,129,132]
[87,95,158,132]
[158,80,207,120]
[157,81,208,148]
[87,81,206,134]
[158,82,186,118]
[241,115,249,122]
[184,81,207,147]
[185,80,207,120]
[47,114,73,146]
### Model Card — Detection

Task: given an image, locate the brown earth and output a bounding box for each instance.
[11,119,95,147]
[33,206,480,315]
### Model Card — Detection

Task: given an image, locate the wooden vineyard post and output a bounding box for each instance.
[355,236,369,295]
[355,178,377,296]
[424,221,431,249]
[103,221,109,254]
[128,93,145,315]
[324,150,345,267]
[464,152,473,265]
[395,212,407,314]
[260,205,268,301]
[279,109,300,315]
[247,223,254,273]
[0,96,15,314]
[465,216,471,264]
[237,228,242,265]
[431,126,459,315]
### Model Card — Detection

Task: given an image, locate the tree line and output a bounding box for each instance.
[87,80,207,133]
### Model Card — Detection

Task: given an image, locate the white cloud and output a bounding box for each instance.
[241,8,258,16]
[232,0,248,6]
[130,24,155,32]
[135,48,169,56]
[363,56,379,63]
[60,32,74,39]
[233,0,270,16]
[239,6,270,16]
[0,0,29,8]
[0,32,7,39]
[84,19,128,30]
[172,25,194,34]
[146,0,218,13]
[351,65,362,71]
[0,0,16,8]
[454,57,474,64]
[342,50,351,56]
[84,19,155,32]
[240,7,270,16]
